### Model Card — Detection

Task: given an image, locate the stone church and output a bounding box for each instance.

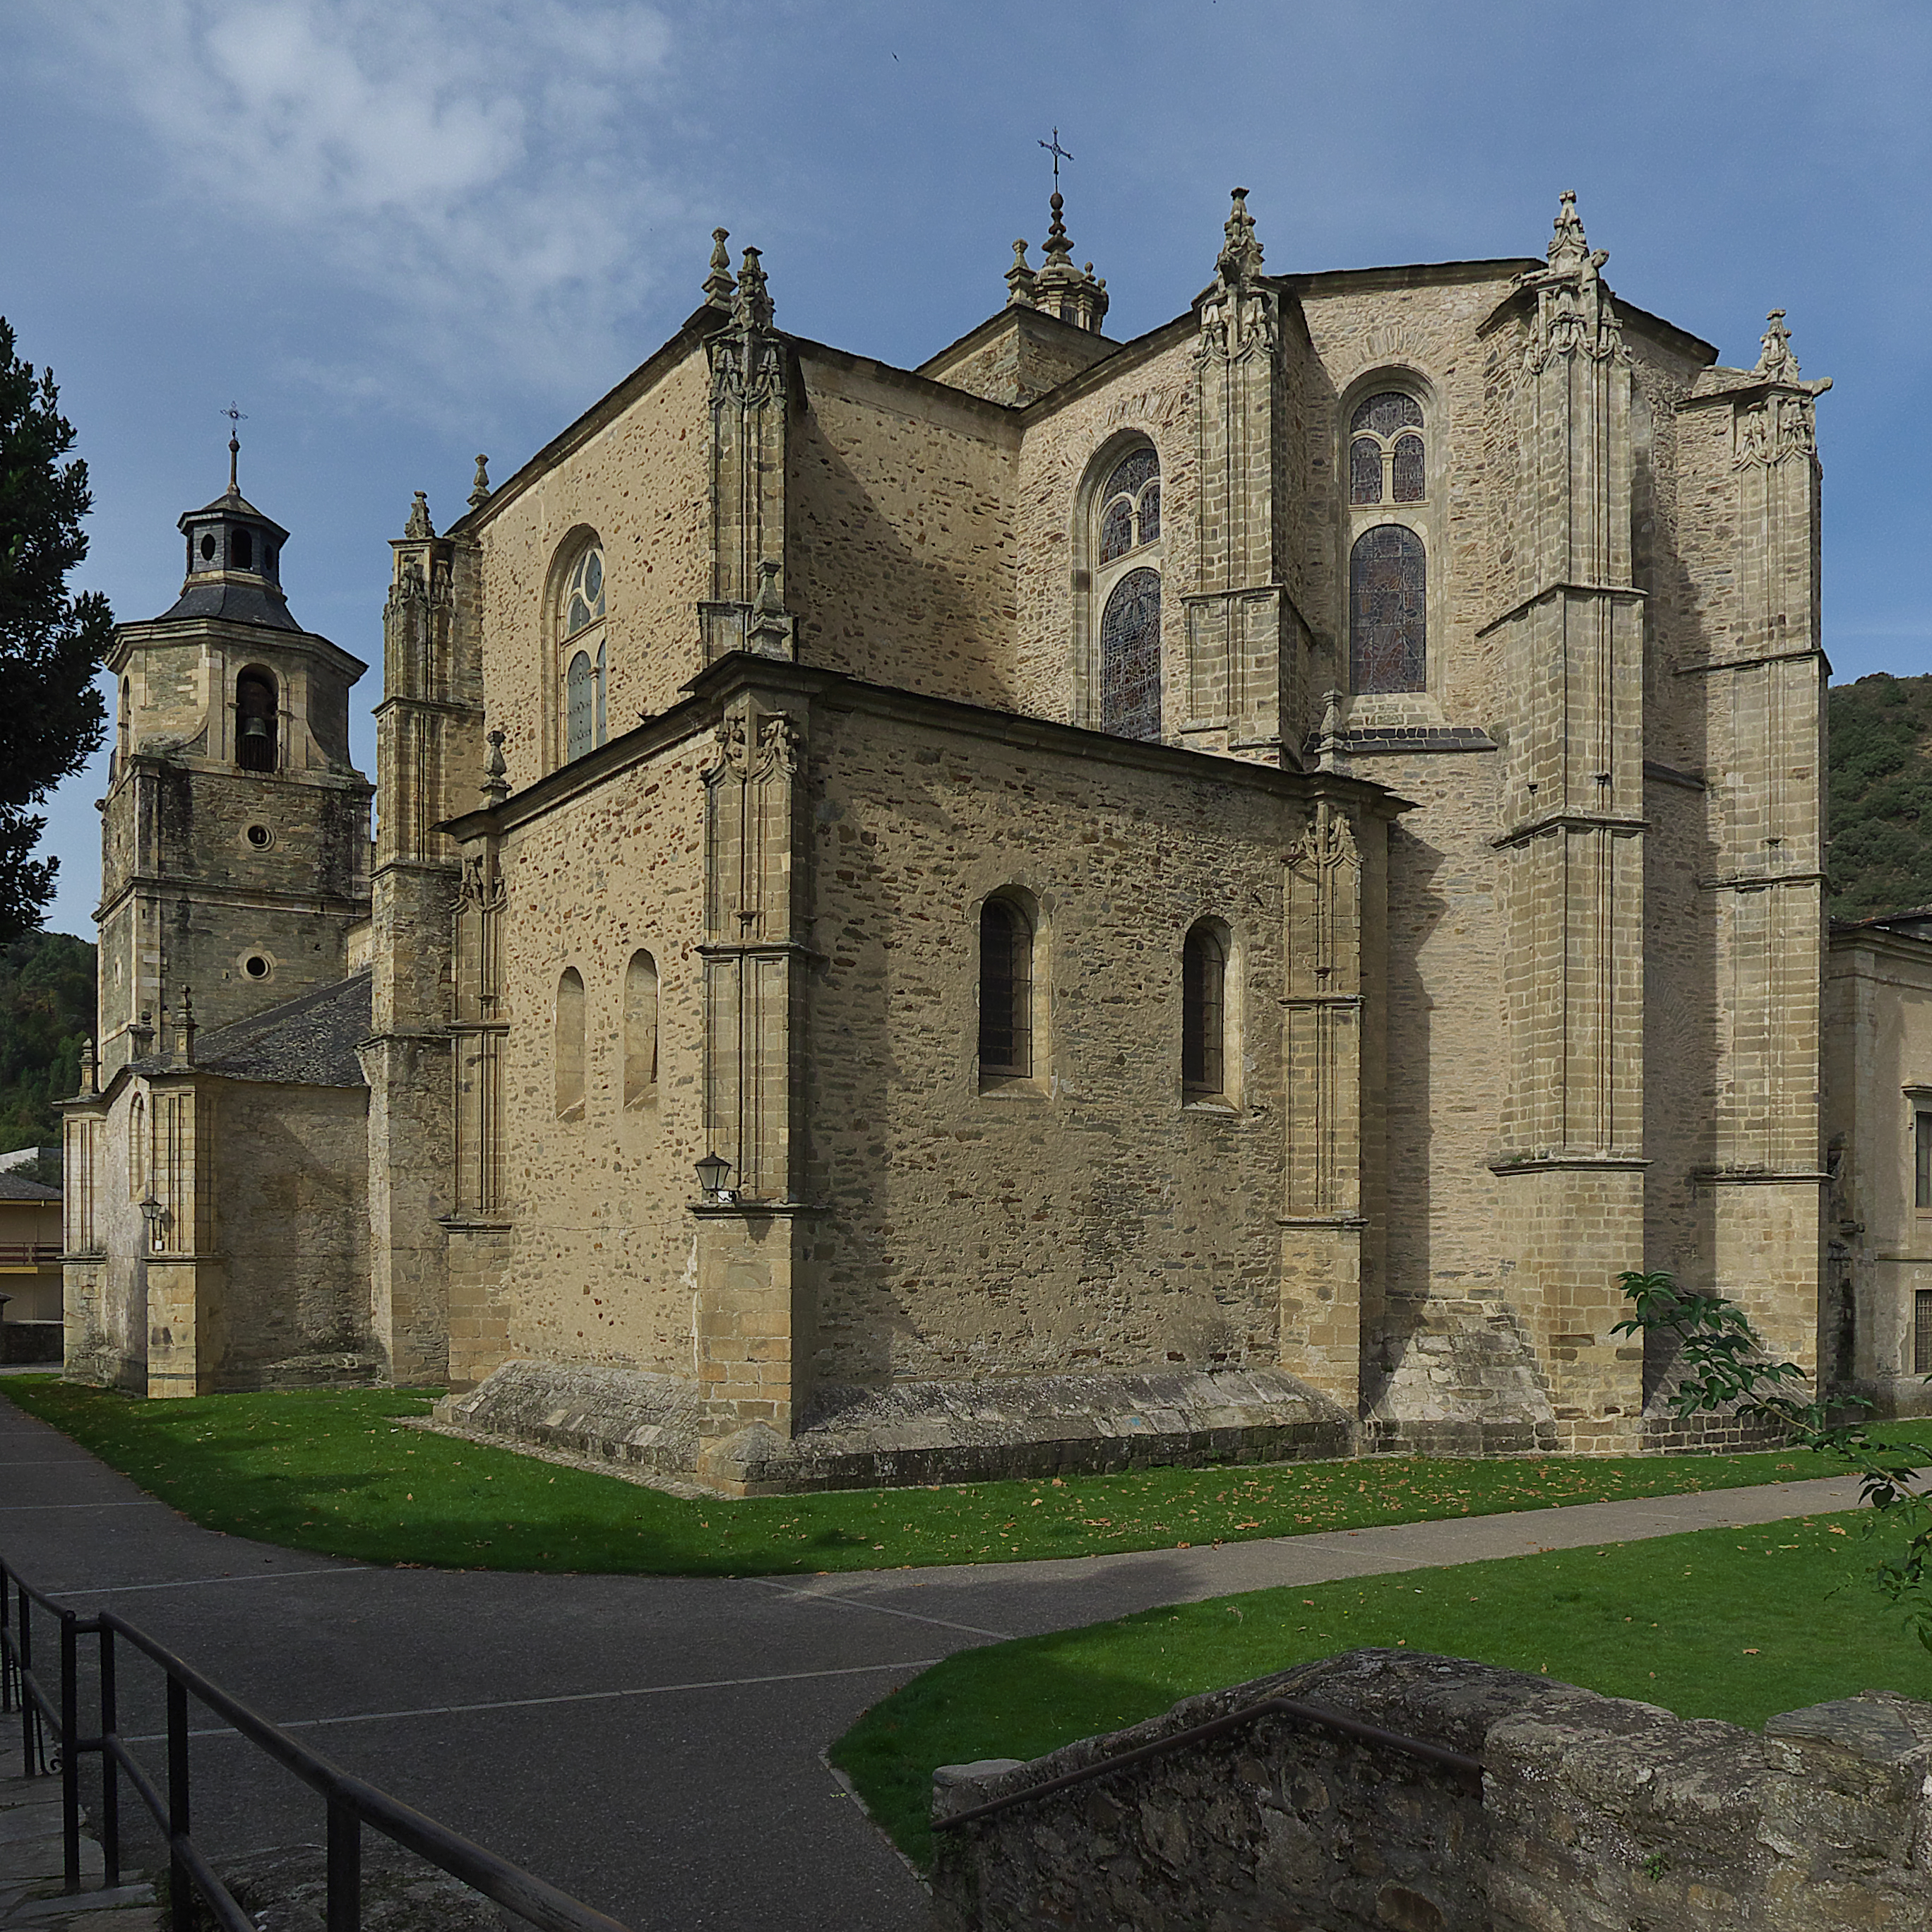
[61,188,1857,1491]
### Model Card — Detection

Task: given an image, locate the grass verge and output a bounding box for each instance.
[830,1510,1932,1868]
[4,1378,1922,1578]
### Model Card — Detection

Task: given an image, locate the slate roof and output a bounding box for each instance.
[0,1173,61,1201]
[153,580,304,631]
[134,971,371,1087]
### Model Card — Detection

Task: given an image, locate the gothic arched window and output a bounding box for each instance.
[978,895,1034,1084]
[1101,568,1162,741]
[236,670,277,772]
[555,967,586,1121]
[624,950,658,1108]
[1088,443,1163,740]
[1181,922,1228,1099]
[1349,392,1426,506]
[1349,525,1427,695]
[559,542,607,763]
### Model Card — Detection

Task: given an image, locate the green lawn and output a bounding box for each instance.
[832,1511,1932,1868]
[2,1377,1916,1578]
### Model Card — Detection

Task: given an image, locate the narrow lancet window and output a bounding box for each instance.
[555,967,586,1121]
[978,898,1033,1082]
[624,950,659,1107]
[1182,924,1228,1098]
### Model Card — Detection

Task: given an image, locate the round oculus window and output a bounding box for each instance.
[200,534,217,561]
[244,955,272,980]
[246,824,273,848]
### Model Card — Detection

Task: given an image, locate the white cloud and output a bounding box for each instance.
[43,0,681,414]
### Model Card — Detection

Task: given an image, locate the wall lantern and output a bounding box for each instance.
[138,1193,166,1251]
[694,1152,735,1204]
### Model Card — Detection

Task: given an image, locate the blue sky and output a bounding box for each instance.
[4,0,1926,938]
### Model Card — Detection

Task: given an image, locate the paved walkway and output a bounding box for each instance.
[0,1395,1865,1931]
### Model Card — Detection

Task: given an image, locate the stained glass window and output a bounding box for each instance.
[979,899,1032,1079]
[1097,446,1161,561]
[1349,525,1426,694]
[1182,924,1227,1096]
[1104,448,1159,501]
[1351,392,1423,439]
[1101,567,1163,741]
[566,650,596,760]
[564,544,605,638]
[1349,437,1381,504]
[559,541,607,761]
[1393,434,1425,503]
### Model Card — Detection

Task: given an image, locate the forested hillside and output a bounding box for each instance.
[0,932,95,1151]
[1828,672,1932,920]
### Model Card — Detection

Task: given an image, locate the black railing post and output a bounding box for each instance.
[167,1676,191,1932]
[59,1609,80,1892]
[99,1623,120,1890]
[18,1581,36,1775]
[1,1568,13,1716]
[327,1796,362,1932]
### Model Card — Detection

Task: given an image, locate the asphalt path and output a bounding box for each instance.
[0,1392,1866,1931]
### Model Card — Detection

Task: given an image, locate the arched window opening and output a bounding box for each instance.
[1182,924,1229,1099]
[978,898,1034,1083]
[559,542,607,763]
[232,527,254,571]
[127,1093,146,1200]
[624,950,659,1108]
[1101,568,1162,741]
[236,671,278,772]
[555,967,586,1121]
[1349,392,1425,506]
[1097,448,1160,564]
[1349,525,1426,695]
[118,678,130,758]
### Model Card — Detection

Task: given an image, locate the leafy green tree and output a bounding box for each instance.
[0,318,112,943]
[0,931,95,1149]
[1616,1270,1932,1650]
[1827,672,1932,919]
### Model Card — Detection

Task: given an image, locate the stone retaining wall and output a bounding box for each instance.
[930,1649,1932,1931]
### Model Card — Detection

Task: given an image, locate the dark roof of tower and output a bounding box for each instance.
[0,1172,61,1201]
[131,972,372,1087]
[154,477,304,631]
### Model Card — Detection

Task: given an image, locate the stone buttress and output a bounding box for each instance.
[1486,198,1648,1451]
[364,490,487,1383]
[1677,313,1832,1376]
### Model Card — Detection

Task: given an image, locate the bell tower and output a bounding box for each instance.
[97,439,373,1078]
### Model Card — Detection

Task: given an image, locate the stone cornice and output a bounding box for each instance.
[1492,811,1647,849]
[1477,580,1646,640]
[439,655,1414,844]
[109,614,368,681]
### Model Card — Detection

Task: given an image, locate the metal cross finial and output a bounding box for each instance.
[222,402,247,491]
[1039,128,1073,187]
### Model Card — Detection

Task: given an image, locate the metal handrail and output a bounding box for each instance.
[1,1552,632,1932]
[930,1693,1486,1833]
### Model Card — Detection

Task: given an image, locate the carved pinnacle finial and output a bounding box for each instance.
[1044,189,1072,265]
[1316,689,1347,772]
[1755,309,1801,381]
[703,227,736,310]
[405,491,434,539]
[468,455,491,510]
[482,728,508,806]
[1215,186,1265,290]
[77,1037,97,1098]
[170,987,196,1068]
[733,246,773,330]
[1546,189,1599,273]
[1006,238,1037,309]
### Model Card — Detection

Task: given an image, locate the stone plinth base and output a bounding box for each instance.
[436,1359,1353,1496]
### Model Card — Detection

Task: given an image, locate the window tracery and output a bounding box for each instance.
[558,542,607,763]
[1348,392,1426,506]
